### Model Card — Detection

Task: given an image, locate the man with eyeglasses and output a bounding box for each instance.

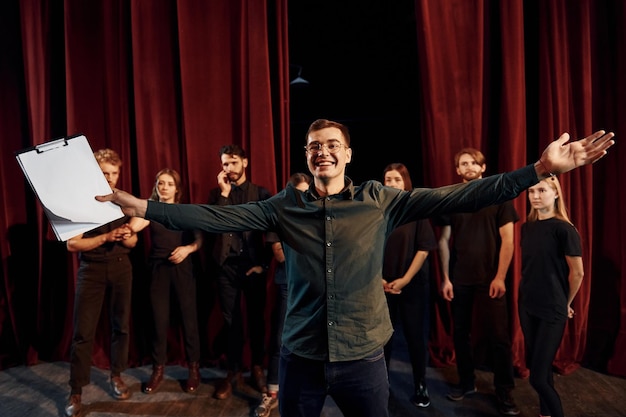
[96,119,614,417]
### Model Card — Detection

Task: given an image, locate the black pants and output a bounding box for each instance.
[451,284,515,390]
[519,307,567,417]
[69,257,132,389]
[384,275,430,389]
[216,258,267,371]
[149,258,200,364]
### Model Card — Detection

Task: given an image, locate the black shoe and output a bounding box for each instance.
[496,389,520,415]
[446,384,477,401]
[64,394,82,417]
[410,382,430,408]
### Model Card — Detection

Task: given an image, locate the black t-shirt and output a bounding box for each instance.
[148,220,195,260]
[436,201,519,285]
[519,217,582,320]
[383,219,437,283]
[79,216,132,262]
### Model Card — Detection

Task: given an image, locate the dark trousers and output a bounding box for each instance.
[384,276,430,389]
[216,258,267,371]
[519,307,567,417]
[69,257,132,389]
[149,259,200,364]
[279,346,389,417]
[451,284,515,390]
[266,281,288,387]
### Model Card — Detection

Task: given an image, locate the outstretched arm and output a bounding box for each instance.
[96,189,148,217]
[534,130,615,179]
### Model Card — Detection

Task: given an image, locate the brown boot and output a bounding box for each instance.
[64,393,82,417]
[185,361,200,393]
[251,365,268,393]
[143,364,164,394]
[214,371,233,400]
[110,375,131,400]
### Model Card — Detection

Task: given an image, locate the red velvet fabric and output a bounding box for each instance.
[0,0,624,379]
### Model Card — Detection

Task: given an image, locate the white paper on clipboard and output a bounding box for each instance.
[15,134,124,241]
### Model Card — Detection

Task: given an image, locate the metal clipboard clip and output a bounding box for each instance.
[35,138,69,153]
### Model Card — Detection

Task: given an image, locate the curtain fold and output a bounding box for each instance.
[0,0,624,379]
[415,0,625,378]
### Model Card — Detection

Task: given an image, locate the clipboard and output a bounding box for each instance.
[15,134,125,241]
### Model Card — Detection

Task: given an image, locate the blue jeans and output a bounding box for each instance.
[278,346,389,417]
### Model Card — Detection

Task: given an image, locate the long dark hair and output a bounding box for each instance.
[150,168,183,203]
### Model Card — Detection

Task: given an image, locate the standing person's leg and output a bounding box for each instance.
[244,270,268,392]
[383,294,399,368]
[525,312,567,417]
[174,261,202,392]
[278,346,331,417]
[66,262,108,417]
[481,288,519,415]
[482,290,515,389]
[327,348,390,417]
[448,285,477,398]
[266,282,287,390]
[400,278,430,407]
[108,256,133,400]
[143,262,171,394]
[69,262,108,390]
[214,261,243,399]
[255,282,287,416]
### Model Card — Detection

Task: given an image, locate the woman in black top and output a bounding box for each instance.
[139,168,203,395]
[519,176,584,417]
[382,163,437,408]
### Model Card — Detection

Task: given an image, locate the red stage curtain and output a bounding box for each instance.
[0,0,624,380]
[415,0,626,378]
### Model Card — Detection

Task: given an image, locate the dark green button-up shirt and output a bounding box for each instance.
[146,164,538,362]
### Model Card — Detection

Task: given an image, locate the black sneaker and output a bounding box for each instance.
[496,389,520,416]
[446,384,477,401]
[410,382,430,408]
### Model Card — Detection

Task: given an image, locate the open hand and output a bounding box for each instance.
[539,130,615,176]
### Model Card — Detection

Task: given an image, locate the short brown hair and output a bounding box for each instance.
[453,147,485,167]
[306,119,351,146]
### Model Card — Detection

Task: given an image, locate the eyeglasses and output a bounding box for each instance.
[304,142,347,154]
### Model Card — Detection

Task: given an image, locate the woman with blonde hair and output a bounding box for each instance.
[519,176,584,417]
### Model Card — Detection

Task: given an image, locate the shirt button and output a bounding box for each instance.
[328,321,335,326]
[326,241,331,247]
[327,269,332,273]
[326,216,331,221]
[328,294,334,300]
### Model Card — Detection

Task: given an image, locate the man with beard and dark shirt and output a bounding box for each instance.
[208,144,272,400]
[437,147,519,415]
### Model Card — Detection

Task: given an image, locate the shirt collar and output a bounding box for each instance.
[308,177,354,200]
